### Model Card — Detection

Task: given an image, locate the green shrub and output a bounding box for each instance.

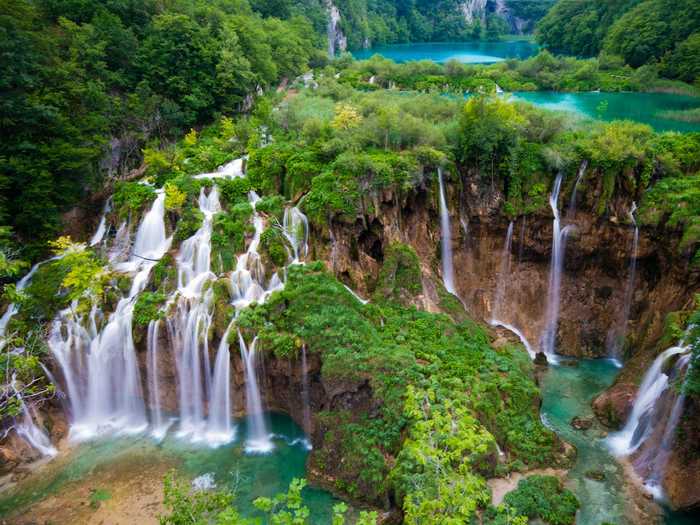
[133,292,166,326]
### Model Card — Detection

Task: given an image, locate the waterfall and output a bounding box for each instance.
[90,198,112,247]
[567,160,588,220]
[282,206,309,263]
[342,284,369,305]
[607,203,639,364]
[437,168,456,295]
[240,334,272,453]
[644,355,692,500]
[607,344,689,456]
[10,375,56,457]
[489,320,536,359]
[491,221,514,320]
[50,192,171,440]
[301,345,312,435]
[207,326,234,445]
[540,174,570,362]
[146,320,168,439]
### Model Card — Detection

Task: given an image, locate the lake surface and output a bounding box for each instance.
[513,91,700,132]
[0,413,338,523]
[352,40,538,63]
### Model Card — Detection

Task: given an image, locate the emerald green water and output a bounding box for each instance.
[541,359,700,525]
[0,413,337,522]
[540,359,628,525]
[352,41,538,64]
[513,92,700,132]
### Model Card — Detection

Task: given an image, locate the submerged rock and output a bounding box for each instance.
[570,416,593,431]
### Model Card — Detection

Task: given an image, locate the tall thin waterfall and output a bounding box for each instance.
[607,203,639,364]
[170,187,221,441]
[607,344,689,456]
[301,345,312,434]
[437,168,455,294]
[240,334,272,453]
[492,221,514,320]
[540,174,569,362]
[50,192,171,440]
[90,198,112,247]
[146,320,167,439]
[207,326,234,444]
[567,160,588,220]
[282,206,309,263]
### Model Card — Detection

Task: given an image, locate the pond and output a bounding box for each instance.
[352,40,538,64]
[512,91,700,133]
[0,413,338,524]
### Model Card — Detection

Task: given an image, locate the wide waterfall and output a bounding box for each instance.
[540,174,569,362]
[607,343,689,456]
[437,168,456,294]
[50,191,171,440]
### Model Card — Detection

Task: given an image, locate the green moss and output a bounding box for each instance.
[173,205,204,242]
[211,202,254,272]
[153,254,177,294]
[113,182,157,219]
[255,195,286,221]
[372,242,422,305]
[133,292,166,326]
[218,177,252,207]
[260,227,289,269]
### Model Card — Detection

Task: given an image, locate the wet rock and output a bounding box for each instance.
[592,382,636,429]
[534,352,548,366]
[585,469,605,481]
[570,416,593,430]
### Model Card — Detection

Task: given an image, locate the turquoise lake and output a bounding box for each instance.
[512,91,700,132]
[352,40,539,63]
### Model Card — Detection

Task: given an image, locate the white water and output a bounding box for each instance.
[607,203,639,364]
[343,284,369,305]
[489,320,536,359]
[540,174,569,362]
[90,198,112,247]
[282,206,309,263]
[50,192,171,440]
[207,326,234,445]
[567,160,588,220]
[10,375,57,457]
[146,320,168,439]
[240,334,272,453]
[194,157,245,180]
[437,168,455,294]
[644,354,692,500]
[0,258,54,341]
[491,221,513,320]
[607,344,689,456]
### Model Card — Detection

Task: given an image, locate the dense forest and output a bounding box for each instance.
[537,0,700,82]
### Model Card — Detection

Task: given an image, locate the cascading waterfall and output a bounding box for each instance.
[239,334,272,453]
[607,203,639,365]
[540,174,570,362]
[491,221,514,320]
[146,320,167,439]
[9,374,57,457]
[437,168,456,294]
[282,206,309,263]
[90,198,112,247]
[607,343,689,456]
[207,326,234,444]
[50,191,171,440]
[644,354,692,499]
[169,187,221,441]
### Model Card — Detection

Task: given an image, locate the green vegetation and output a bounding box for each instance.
[133,291,166,326]
[235,264,559,518]
[537,0,700,85]
[113,183,157,219]
[0,0,323,258]
[485,475,579,525]
[159,473,376,525]
[372,242,422,304]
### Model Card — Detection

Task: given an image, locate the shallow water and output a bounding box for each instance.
[352,40,538,63]
[0,413,337,523]
[540,358,700,525]
[513,91,700,132]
